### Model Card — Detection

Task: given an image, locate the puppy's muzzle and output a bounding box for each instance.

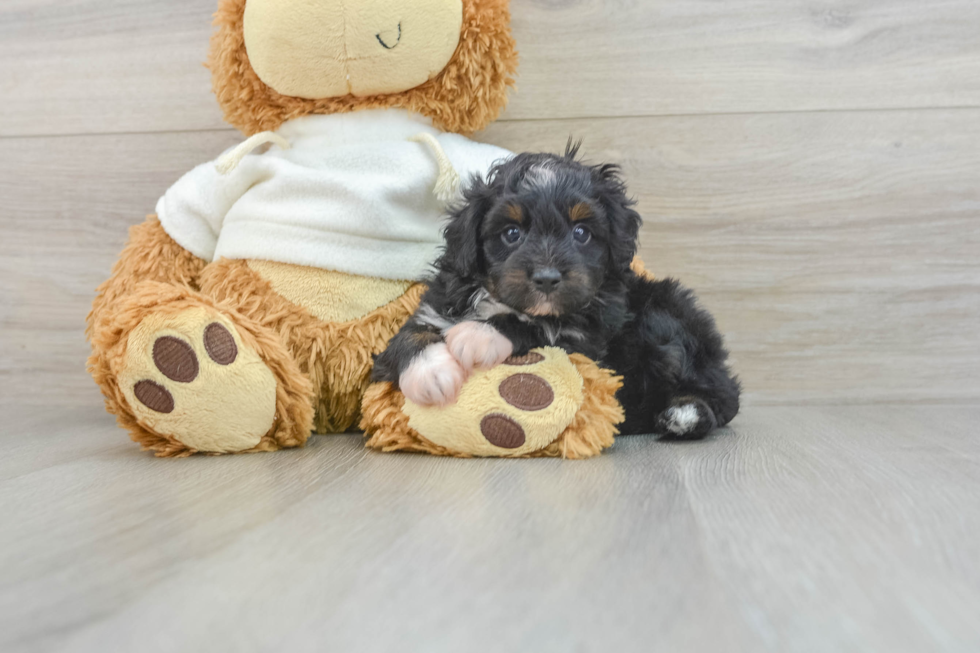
[531,267,562,294]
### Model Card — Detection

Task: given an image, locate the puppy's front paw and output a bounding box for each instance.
[445,321,514,371]
[399,343,467,407]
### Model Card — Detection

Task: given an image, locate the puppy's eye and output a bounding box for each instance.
[572,225,592,244]
[502,226,523,245]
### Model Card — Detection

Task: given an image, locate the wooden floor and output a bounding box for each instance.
[2,0,979,650]
[2,404,979,652]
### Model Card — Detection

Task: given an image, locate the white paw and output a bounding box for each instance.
[399,343,467,407]
[444,321,514,371]
[664,403,700,436]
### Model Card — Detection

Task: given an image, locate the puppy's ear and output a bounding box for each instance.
[441,174,497,277]
[607,204,643,274]
[593,163,642,273]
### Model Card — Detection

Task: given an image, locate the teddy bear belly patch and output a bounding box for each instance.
[247,260,414,324]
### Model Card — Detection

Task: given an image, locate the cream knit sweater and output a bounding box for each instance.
[156,109,511,280]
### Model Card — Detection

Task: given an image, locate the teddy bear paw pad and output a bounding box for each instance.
[479,414,526,449]
[402,347,585,457]
[118,308,277,453]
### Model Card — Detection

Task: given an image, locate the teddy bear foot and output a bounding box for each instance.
[361,348,625,459]
[115,305,284,455]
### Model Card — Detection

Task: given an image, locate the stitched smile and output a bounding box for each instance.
[376,23,402,50]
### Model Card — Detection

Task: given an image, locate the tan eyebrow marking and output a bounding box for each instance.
[569,202,594,222]
[507,204,525,224]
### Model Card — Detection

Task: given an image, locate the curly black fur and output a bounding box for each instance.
[374,145,740,438]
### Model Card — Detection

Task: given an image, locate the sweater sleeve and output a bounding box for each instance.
[154,156,261,262]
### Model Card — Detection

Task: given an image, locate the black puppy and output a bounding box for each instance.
[373,145,740,438]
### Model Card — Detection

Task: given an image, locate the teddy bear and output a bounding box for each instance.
[88,0,626,458]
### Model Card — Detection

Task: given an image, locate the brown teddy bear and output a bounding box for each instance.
[88,0,624,458]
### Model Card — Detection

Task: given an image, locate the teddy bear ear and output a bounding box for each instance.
[409,0,519,133]
[208,0,518,136]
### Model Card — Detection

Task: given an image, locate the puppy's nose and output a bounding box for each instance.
[531,268,562,294]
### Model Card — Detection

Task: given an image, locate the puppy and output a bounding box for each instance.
[373,145,740,438]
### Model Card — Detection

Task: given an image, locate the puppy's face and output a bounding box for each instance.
[481,180,607,317]
[443,149,642,318]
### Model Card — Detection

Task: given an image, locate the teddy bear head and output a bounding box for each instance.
[209,0,518,136]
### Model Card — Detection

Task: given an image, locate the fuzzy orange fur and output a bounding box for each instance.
[200,259,426,434]
[360,354,624,459]
[86,218,315,457]
[209,0,519,136]
[630,255,656,281]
